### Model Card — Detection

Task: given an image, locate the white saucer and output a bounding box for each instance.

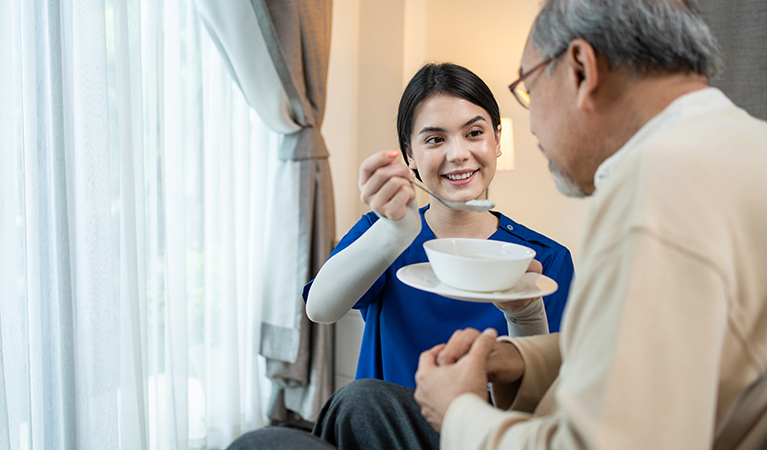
[396,262,558,303]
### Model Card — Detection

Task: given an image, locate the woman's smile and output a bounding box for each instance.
[442,169,478,185]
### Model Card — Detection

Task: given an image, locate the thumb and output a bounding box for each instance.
[467,328,498,360]
[527,259,543,274]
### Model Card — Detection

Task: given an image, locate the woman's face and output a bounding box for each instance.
[408,94,501,204]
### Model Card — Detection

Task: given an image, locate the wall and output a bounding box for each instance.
[323,0,409,390]
[699,0,767,121]
[417,0,591,257]
[321,0,591,391]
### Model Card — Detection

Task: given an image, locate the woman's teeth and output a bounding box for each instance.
[445,171,474,181]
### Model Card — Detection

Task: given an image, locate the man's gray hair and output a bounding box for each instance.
[531,0,722,79]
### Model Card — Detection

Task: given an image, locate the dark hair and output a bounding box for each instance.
[397,63,501,180]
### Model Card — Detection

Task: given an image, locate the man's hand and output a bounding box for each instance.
[435,328,526,391]
[494,259,543,312]
[486,340,525,384]
[359,150,415,221]
[435,327,485,366]
[414,328,498,432]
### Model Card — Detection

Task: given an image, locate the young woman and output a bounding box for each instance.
[303,63,574,389]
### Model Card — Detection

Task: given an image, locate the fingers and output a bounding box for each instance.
[415,329,499,434]
[414,345,449,433]
[492,259,542,312]
[435,328,498,367]
[418,342,445,371]
[366,183,413,221]
[359,150,415,220]
[527,259,543,274]
[359,151,411,190]
[436,328,481,366]
[467,328,498,362]
[358,150,401,182]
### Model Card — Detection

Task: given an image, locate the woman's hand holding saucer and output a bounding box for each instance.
[493,259,543,312]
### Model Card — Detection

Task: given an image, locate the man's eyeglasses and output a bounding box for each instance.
[508,47,567,109]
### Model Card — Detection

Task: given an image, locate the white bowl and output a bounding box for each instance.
[423,238,536,292]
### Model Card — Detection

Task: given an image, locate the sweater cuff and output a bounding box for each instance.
[493,333,561,413]
[441,393,529,450]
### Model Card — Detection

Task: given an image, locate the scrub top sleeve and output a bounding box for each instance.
[541,249,574,333]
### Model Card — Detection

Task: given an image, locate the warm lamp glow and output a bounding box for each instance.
[498,117,515,171]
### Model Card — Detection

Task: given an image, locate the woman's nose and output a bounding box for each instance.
[445,139,470,163]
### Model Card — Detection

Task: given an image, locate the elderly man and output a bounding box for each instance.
[226,0,767,449]
[411,0,767,449]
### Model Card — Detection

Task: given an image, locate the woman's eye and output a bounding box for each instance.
[467,129,484,138]
[425,136,444,145]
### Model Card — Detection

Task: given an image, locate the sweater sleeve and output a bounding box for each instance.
[305,200,421,324]
[441,231,729,450]
[489,332,561,412]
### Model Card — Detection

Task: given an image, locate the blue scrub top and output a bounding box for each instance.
[303,205,574,389]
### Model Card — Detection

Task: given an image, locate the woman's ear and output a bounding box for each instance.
[496,123,503,158]
[407,154,417,170]
[407,153,421,181]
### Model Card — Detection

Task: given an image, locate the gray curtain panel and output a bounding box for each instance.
[698,0,767,120]
[251,0,335,425]
[195,0,335,424]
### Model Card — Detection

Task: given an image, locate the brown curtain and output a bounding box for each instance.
[251,0,335,426]
[195,0,336,425]
[698,0,767,120]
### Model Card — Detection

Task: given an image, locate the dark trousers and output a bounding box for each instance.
[225,378,439,450]
[226,426,336,450]
[313,378,440,450]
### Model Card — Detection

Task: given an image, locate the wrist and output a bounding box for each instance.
[379,200,421,241]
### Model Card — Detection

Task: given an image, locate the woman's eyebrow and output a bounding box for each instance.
[418,116,486,135]
[461,116,486,128]
[418,126,446,135]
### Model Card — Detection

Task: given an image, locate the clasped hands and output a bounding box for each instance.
[413,257,541,432]
[414,326,526,433]
[412,244,542,433]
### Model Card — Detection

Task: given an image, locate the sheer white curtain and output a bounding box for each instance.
[0,0,274,448]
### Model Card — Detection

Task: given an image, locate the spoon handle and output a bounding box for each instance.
[408,178,495,212]
[409,178,457,209]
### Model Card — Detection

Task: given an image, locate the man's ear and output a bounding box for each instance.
[565,39,599,111]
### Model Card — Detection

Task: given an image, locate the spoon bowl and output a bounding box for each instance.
[410,178,494,212]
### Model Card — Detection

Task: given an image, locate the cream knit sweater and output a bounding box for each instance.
[441,89,767,450]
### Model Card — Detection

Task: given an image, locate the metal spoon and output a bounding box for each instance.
[410,178,494,212]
